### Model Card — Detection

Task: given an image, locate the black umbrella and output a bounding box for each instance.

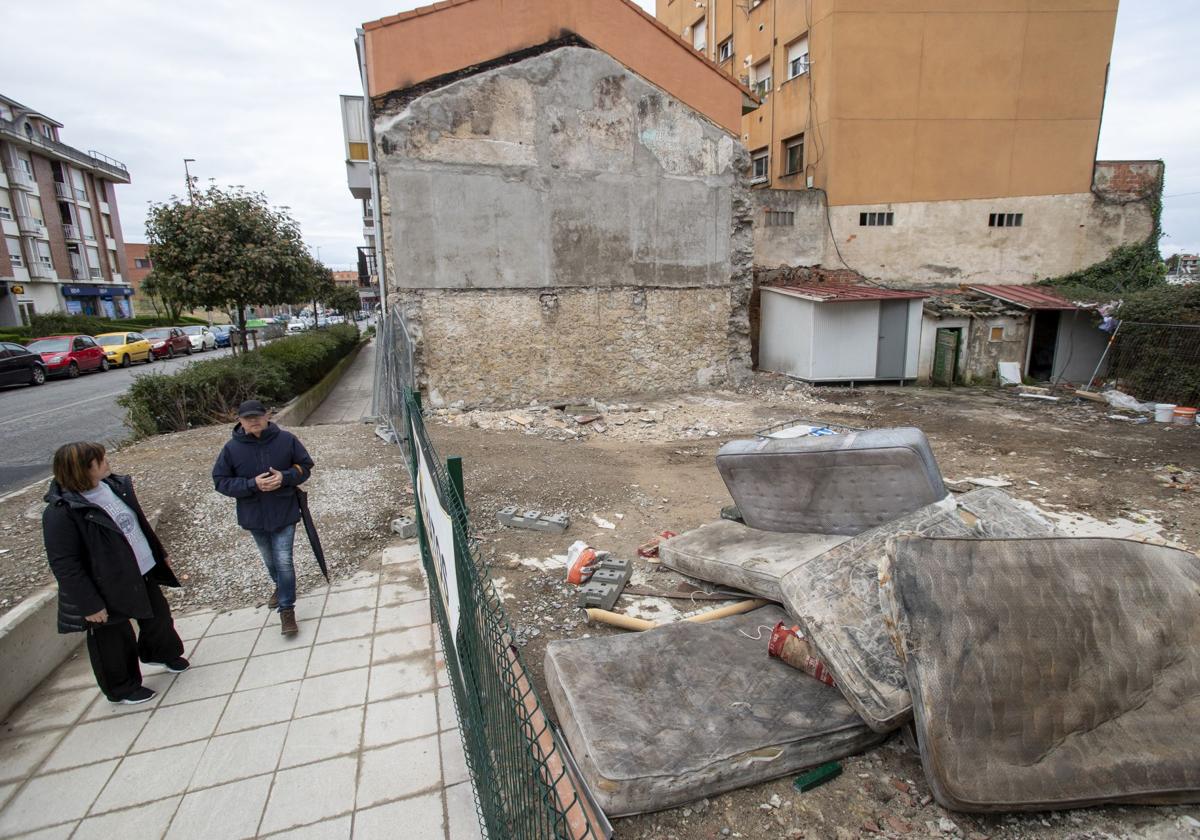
[296,488,329,582]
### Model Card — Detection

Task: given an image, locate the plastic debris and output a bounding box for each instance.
[794,762,843,793]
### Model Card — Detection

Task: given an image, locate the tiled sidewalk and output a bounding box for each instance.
[0,542,483,840]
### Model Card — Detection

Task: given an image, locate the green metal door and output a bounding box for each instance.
[932,328,960,387]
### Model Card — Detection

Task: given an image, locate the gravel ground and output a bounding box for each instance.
[0,422,410,616]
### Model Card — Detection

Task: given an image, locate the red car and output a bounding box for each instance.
[142,327,193,359]
[25,334,109,378]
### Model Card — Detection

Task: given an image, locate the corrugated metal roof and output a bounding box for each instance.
[967,285,1078,310]
[766,284,930,303]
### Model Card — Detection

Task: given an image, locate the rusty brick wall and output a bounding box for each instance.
[1092,160,1164,202]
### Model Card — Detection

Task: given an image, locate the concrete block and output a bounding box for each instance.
[576,556,632,610]
[496,506,569,533]
[0,586,83,722]
[391,516,417,538]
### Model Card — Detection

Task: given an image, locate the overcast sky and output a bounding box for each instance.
[2,0,1196,268]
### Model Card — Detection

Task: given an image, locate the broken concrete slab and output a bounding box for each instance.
[544,605,885,816]
[716,428,947,535]
[779,489,1056,733]
[881,535,1200,812]
[496,506,570,534]
[659,520,848,602]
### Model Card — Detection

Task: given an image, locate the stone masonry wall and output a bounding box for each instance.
[373,46,752,405]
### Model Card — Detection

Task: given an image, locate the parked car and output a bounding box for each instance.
[142,327,192,359]
[181,325,218,352]
[286,319,308,334]
[25,335,108,378]
[94,332,154,367]
[209,325,239,348]
[0,342,47,387]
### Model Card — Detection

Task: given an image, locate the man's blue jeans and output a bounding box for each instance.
[250,524,297,611]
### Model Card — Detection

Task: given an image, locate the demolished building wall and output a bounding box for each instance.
[373,46,753,406]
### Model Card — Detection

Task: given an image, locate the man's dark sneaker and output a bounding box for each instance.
[280,608,299,636]
[268,589,279,609]
[111,686,156,705]
[157,657,190,673]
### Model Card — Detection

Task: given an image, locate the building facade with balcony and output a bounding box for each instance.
[654,0,1162,287]
[338,94,382,312]
[0,94,133,327]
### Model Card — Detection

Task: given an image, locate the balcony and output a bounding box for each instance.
[69,260,87,280]
[105,236,117,250]
[0,118,130,183]
[346,159,371,200]
[62,224,80,240]
[83,231,97,242]
[16,215,45,235]
[28,260,55,279]
[54,181,71,199]
[9,169,36,191]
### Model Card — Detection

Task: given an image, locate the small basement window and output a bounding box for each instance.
[989,212,1023,228]
[859,211,894,226]
[765,210,795,227]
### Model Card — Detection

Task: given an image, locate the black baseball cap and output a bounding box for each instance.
[237,400,267,417]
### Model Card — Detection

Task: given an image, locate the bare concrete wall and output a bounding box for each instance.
[374,46,752,404]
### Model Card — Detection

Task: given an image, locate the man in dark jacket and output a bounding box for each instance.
[44,442,186,704]
[212,400,314,635]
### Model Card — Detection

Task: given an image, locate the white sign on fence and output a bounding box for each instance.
[412,416,461,642]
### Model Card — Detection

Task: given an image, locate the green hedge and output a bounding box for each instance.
[119,324,360,437]
[1,313,211,344]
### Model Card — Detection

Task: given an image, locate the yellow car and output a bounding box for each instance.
[94,331,154,367]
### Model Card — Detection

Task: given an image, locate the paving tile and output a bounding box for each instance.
[82,672,177,723]
[440,728,470,786]
[165,772,271,840]
[376,577,428,605]
[381,544,421,566]
[91,740,204,813]
[259,755,357,835]
[293,592,328,616]
[368,658,436,702]
[40,714,147,773]
[324,587,378,616]
[294,667,369,718]
[216,682,300,735]
[173,611,216,642]
[159,659,244,706]
[352,790,443,840]
[446,781,484,840]
[73,797,180,839]
[0,781,14,811]
[237,648,311,692]
[0,760,118,835]
[279,706,363,769]
[356,735,441,809]
[130,695,225,753]
[371,626,430,664]
[6,822,78,839]
[330,571,379,593]
[375,601,432,633]
[263,814,351,839]
[307,637,372,678]
[363,693,438,749]
[0,728,65,783]
[206,605,272,637]
[190,627,259,665]
[253,622,316,656]
[316,611,376,645]
[437,658,450,688]
[38,653,95,693]
[437,686,458,731]
[190,722,288,789]
[2,687,94,735]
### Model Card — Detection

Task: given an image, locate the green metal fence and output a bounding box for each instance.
[396,383,605,840]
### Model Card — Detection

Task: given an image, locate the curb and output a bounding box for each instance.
[0,587,81,722]
[275,337,370,427]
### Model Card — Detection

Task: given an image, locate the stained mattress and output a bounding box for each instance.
[881,536,1200,812]
[778,489,1055,732]
[658,520,849,602]
[716,428,947,535]
[544,606,885,816]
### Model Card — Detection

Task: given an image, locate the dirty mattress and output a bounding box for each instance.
[716,428,947,535]
[778,489,1055,732]
[881,536,1200,812]
[658,520,849,602]
[544,606,884,816]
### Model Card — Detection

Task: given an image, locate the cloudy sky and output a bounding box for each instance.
[2,1,1196,268]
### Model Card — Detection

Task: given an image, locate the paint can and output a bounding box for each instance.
[1154,403,1178,423]
[1172,407,1197,427]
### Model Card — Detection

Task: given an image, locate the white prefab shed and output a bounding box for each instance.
[759,284,928,382]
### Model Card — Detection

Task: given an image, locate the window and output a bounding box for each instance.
[859,211,895,226]
[79,210,96,240]
[35,240,52,267]
[101,213,112,237]
[95,179,107,204]
[18,302,35,326]
[692,16,706,52]
[989,212,1023,228]
[751,149,769,183]
[787,35,810,79]
[989,325,1008,342]
[70,168,87,201]
[86,245,102,278]
[135,257,152,269]
[6,236,24,267]
[108,249,119,271]
[348,142,368,161]
[718,38,733,62]
[17,154,33,176]
[0,187,11,220]
[41,123,52,138]
[765,210,794,227]
[784,134,804,176]
[751,58,772,98]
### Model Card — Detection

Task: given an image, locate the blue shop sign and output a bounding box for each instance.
[62,285,101,297]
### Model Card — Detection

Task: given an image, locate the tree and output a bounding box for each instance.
[324,284,361,317]
[144,185,322,345]
[139,271,185,323]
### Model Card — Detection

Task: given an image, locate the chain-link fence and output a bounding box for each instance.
[1107,321,1200,408]
[376,307,607,840]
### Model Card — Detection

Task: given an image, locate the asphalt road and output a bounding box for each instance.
[0,346,237,495]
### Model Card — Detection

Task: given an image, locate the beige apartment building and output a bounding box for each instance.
[0,94,134,327]
[655,0,1162,286]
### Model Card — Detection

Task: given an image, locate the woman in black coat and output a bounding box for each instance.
[43,441,187,704]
